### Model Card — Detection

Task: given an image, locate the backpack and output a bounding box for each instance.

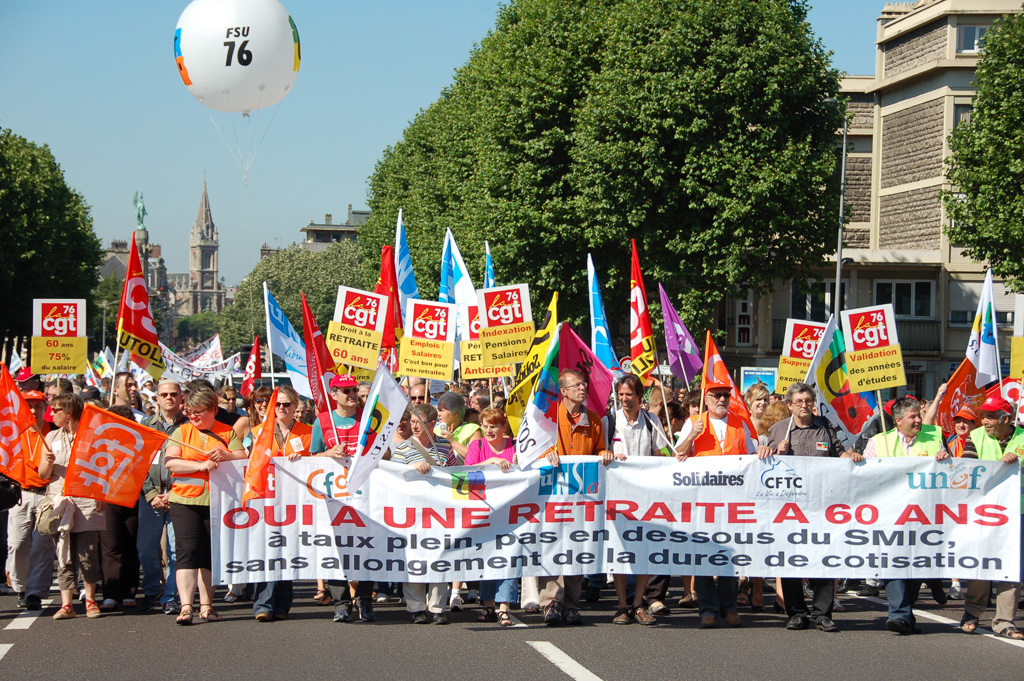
[0,473,22,511]
[606,409,657,455]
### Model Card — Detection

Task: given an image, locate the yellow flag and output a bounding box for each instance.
[505,292,558,435]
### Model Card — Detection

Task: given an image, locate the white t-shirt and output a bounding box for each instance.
[602,409,671,457]
[675,415,757,455]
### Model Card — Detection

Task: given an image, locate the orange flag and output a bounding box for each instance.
[701,331,755,427]
[629,240,657,382]
[243,388,279,505]
[64,403,168,507]
[116,232,165,379]
[0,364,38,483]
[936,358,986,435]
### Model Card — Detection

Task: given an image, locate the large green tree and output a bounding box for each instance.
[359,0,842,333]
[945,11,1024,288]
[0,126,103,357]
[219,241,364,353]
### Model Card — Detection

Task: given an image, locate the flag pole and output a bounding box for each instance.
[321,372,341,447]
[877,389,894,457]
[112,318,123,386]
[263,282,276,389]
[650,339,675,444]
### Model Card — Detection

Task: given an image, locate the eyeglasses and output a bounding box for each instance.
[790,399,814,406]
[333,387,358,395]
[563,383,588,391]
[158,392,179,399]
[410,395,425,402]
[276,402,294,409]
[51,407,63,414]
[184,408,210,417]
[254,397,269,404]
[709,392,731,400]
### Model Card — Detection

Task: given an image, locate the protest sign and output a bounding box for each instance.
[327,286,387,370]
[212,456,1020,584]
[740,367,778,394]
[1011,337,1024,379]
[32,298,87,373]
[478,284,534,366]
[460,304,512,379]
[841,304,906,393]
[777,319,827,394]
[399,300,456,380]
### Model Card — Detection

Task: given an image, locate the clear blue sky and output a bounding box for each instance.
[0,1,880,286]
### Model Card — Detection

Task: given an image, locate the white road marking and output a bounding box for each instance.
[527,641,605,681]
[0,644,12,662]
[506,613,528,628]
[859,595,1024,649]
[4,599,54,630]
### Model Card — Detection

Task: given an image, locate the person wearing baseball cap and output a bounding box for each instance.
[15,368,40,392]
[673,377,768,629]
[956,394,1024,640]
[944,406,979,458]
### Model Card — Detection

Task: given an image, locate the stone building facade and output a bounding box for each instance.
[721,0,1021,399]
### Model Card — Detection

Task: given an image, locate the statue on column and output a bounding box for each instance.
[133,191,148,228]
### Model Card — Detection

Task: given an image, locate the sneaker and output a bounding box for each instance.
[449,593,464,612]
[25,595,42,611]
[787,615,809,630]
[333,604,352,623]
[122,598,136,608]
[16,592,27,609]
[724,611,743,628]
[255,611,273,622]
[432,612,448,625]
[543,604,562,626]
[947,584,965,600]
[360,604,376,622]
[563,608,583,626]
[816,617,839,633]
[375,594,390,603]
[857,584,880,598]
[648,600,671,615]
[163,601,178,615]
[411,611,429,624]
[832,598,846,612]
[802,582,813,600]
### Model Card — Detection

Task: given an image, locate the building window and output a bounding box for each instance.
[948,279,1014,326]
[957,25,988,54]
[202,252,213,270]
[791,281,846,322]
[874,281,933,318]
[953,104,973,128]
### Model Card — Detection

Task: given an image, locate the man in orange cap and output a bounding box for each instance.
[674,378,767,629]
[946,406,979,458]
[956,395,1024,639]
[5,390,55,610]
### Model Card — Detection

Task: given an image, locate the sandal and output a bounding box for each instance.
[497,611,513,627]
[477,606,497,623]
[85,599,102,619]
[959,612,979,633]
[997,627,1024,640]
[53,604,76,620]
[176,604,194,626]
[313,589,333,606]
[199,604,224,622]
[736,592,750,607]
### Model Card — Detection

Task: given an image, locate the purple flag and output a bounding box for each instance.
[658,284,703,383]
[559,324,614,418]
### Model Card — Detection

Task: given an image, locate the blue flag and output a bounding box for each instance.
[587,254,621,371]
[484,241,496,289]
[393,209,419,314]
[439,228,475,307]
[263,282,312,398]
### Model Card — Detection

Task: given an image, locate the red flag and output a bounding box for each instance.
[301,293,336,415]
[701,331,755,427]
[629,240,657,382]
[243,388,279,505]
[937,359,986,435]
[116,233,165,378]
[240,335,261,398]
[0,364,37,482]
[64,403,169,507]
[374,245,404,373]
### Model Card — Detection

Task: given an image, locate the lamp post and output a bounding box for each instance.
[823,97,848,317]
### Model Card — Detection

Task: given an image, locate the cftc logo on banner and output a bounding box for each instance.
[451,470,487,500]
[538,462,599,496]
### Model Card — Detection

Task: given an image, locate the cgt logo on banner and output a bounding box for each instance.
[211,457,1021,585]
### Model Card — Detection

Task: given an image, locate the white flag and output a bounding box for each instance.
[263,282,312,398]
[347,367,409,492]
[967,269,1000,388]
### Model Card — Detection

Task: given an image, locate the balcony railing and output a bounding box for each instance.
[895,319,941,352]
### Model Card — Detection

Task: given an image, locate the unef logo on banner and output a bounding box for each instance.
[451,470,487,500]
[840,304,906,393]
[407,301,455,342]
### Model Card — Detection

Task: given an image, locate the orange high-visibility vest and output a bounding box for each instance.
[19,429,50,489]
[251,421,312,457]
[170,421,236,498]
[689,412,748,457]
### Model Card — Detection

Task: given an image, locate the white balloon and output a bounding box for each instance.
[174,0,300,113]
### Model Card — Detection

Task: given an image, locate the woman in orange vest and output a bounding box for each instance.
[164,384,247,625]
[250,386,312,622]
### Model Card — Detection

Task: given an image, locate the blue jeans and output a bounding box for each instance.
[694,576,738,619]
[254,581,293,616]
[137,498,176,606]
[884,579,921,625]
[479,578,519,605]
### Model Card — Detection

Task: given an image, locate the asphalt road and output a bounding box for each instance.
[1,581,1021,681]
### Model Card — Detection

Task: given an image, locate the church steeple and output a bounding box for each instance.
[191,180,216,243]
[189,181,220,306]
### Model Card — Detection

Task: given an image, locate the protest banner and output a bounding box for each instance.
[505,293,557,435]
[841,304,906,393]
[159,343,241,381]
[460,304,512,380]
[399,300,456,381]
[777,319,827,394]
[1011,337,1024,380]
[347,367,408,492]
[31,298,88,374]
[478,284,534,366]
[64,403,168,507]
[327,286,387,370]
[180,334,224,367]
[212,456,1020,584]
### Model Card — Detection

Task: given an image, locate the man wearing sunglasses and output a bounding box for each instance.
[674,378,763,629]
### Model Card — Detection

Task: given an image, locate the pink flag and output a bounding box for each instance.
[559,324,613,417]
